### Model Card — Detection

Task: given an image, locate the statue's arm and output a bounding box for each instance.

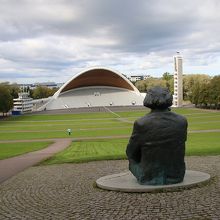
[180,116,188,141]
[126,121,141,163]
[184,119,188,141]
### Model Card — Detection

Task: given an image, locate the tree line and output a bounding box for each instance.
[186,75,220,109]
[0,74,220,115]
[0,83,57,115]
[135,73,220,109]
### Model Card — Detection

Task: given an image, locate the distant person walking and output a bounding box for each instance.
[67,128,72,135]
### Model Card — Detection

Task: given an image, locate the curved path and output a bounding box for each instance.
[0,128,220,183]
[0,138,72,183]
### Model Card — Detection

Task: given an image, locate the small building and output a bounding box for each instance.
[18,82,63,90]
[13,92,33,114]
[128,75,150,83]
[129,75,144,82]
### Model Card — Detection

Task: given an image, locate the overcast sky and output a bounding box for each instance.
[0,0,220,84]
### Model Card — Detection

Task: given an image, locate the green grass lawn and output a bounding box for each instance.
[43,132,220,165]
[186,132,220,155]
[1,110,220,140]
[0,108,220,162]
[1,112,118,122]
[0,142,52,159]
[43,139,128,165]
[0,126,132,140]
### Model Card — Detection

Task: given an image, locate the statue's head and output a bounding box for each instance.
[143,86,173,110]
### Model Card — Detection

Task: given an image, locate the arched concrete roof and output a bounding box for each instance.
[54,67,139,98]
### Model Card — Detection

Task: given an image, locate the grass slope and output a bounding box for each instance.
[187,132,220,156]
[0,108,220,162]
[43,132,220,165]
[0,142,52,159]
[1,112,220,140]
[43,139,128,165]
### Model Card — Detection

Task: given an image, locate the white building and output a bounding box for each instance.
[128,75,150,82]
[129,75,143,82]
[13,92,33,114]
[39,67,144,110]
[173,52,183,107]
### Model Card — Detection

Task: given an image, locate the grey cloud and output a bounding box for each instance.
[1,0,219,52]
[0,0,220,83]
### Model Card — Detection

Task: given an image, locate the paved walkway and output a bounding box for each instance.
[0,138,72,183]
[0,156,219,219]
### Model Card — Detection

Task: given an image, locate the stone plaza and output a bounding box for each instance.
[0,156,219,219]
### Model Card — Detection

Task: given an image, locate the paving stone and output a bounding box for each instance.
[0,156,219,219]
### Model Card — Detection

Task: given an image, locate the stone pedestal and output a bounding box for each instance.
[96,170,210,193]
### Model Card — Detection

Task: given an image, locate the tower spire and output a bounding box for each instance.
[173,52,183,107]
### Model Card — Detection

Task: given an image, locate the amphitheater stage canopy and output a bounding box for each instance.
[40,67,144,110]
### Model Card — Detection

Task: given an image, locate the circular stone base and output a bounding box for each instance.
[96,170,210,192]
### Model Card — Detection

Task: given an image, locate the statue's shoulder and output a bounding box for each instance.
[170,112,188,124]
[135,114,152,127]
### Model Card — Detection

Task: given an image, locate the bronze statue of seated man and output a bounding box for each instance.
[126,86,188,185]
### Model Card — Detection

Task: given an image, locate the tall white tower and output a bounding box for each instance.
[173,52,183,107]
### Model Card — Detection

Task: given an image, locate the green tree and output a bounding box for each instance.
[187,75,220,109]
[162,72,173,81]
[183,74,211,101]
[197,83,210,107]
[0,85,13,116]
[32,86,57,99]
[162,72,173,93]
[9,83,20,99]
[0,82,20,99]
[209,76,220,109]
[135,77,167,92]
[190,82,200,106]
[135,80,146,92]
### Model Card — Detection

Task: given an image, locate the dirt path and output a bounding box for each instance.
[0,139,72,183]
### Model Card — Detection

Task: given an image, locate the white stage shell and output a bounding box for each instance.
[41,67,144,110]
